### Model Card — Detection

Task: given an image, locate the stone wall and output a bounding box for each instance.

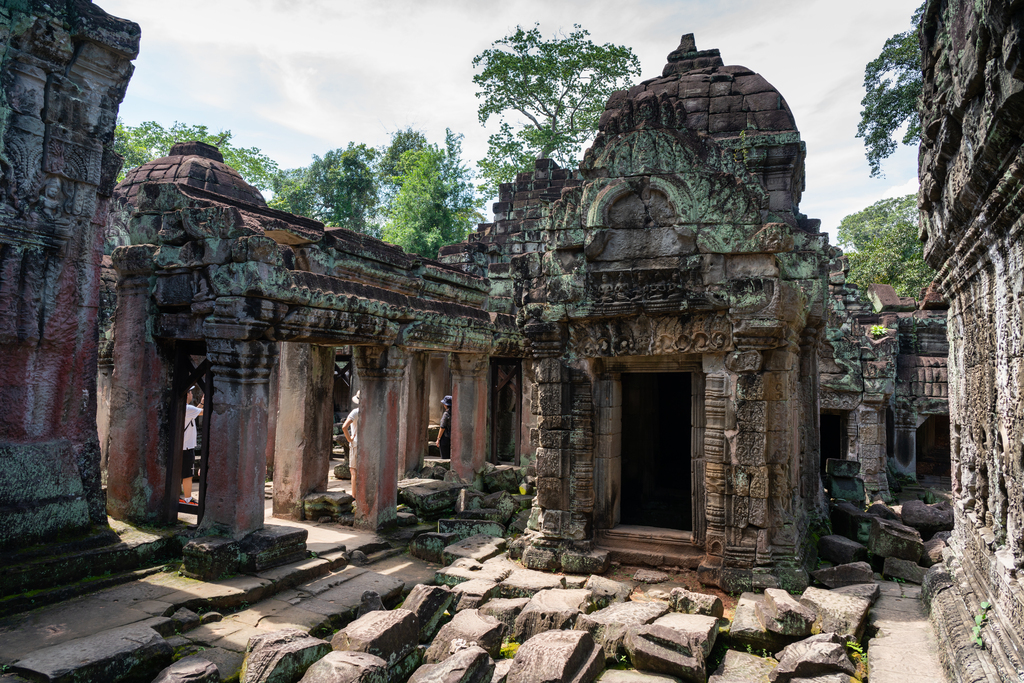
[0,1,139,549]
[919,0,1024,678]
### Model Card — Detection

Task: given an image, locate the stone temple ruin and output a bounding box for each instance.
[0,0,1018,681]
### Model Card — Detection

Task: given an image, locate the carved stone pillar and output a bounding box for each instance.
[202,339,277,538]
[892,408,917,477]
[592,371,622,530]
[398,351,429,478]
[427,354,447,424]
[106,248,176,525]
[450,353,490,483]
[353,345,405,530]
[272,343,334,520]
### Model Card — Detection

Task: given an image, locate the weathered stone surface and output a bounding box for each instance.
[172,607,203,634]
[669,588,724,618]
[12,624,172,683]
[241,629,331,683]
[769,633,854,682]
[500,569,566,598]
[490,658,514,683]
[409,645,494,683]
[882,556,926,584]
[575,601,669,663]
[425,609,505,663]
[829,503,874,545]
[452,579,500,611]
[633,570,669,584]
[399,480,466,519]
[478,598,530,633]
[830,583,879,605]
[585,575,633,609]
[625,613,718,683]
[707,649,776,683]
[560,550,610,575]
[809,562,873,589]
[798,587,870,640]
[899,500,953,539]
[506,630,603,683]
[298,651,388,683]
[514,589,594,641]
[436,559,513,587]
[754,589,815,637]
[456,490,486,514]
[866,502,901,522]
[305,492,355,519]
[596,671,682,682]
[358,591,386,618]
[867,517,923,563]
[815,535,867,566]
[723,593,790,653]
[402,584,455,643]
[920,537,946,568]
[438,520,507,543]
[443,535,507,565]
[331,609,419,671]
[152,655,222,683]
[411,533,460,564]
[480,492,517,525]
[483,466,520,494]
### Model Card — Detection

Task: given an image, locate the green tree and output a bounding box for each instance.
[376,127,428,206]
[472,24,641,195]
[381,130,484,258]
[269,144,379,235]
[857,3,925,177]
[838,194,934,297]
[114,119,280,191]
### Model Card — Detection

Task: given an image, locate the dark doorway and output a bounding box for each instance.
[820,413,844,476]
[621,372,692,531]
[490,359,521,465]
[917,415,951,478]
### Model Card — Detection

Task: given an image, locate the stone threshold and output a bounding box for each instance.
[595,525,704,569]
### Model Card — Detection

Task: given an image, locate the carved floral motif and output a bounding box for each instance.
[569,313,731,357]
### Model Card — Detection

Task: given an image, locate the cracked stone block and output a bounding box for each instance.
[882,556,926,584]
[830,583,879,605]
[331,609,419,672]
[479,598,531,633]
[452,579,500,611]
[708,649,777,683]
[575,600,669,663]
[723,593,791,654]
[669,588,724,618]
[755,589,815,637]
[624,613,718,683]
[500,569,566,598]
[152,655,222,683]
[424,609,506,663]
[241,629,331,683]
[585,575,633,610]
[436,558,513,587]
[900,500,953,539]
[798,586,871,641]
[298,651,388,683]
[809,561,873,589]
[483,466,520,494]
[408,645,494,683]
[506,630,603,683]
[816,535,867,566]
[867,517,923,563]
[399,480,466,519]
[12,624,172,683]
[438,519,507,543]
[769,633,854,682]
[411,533,460,564]
[402,584,455,643]
[513,589,594,642]
[443,534,507,565]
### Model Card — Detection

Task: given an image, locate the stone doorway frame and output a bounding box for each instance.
[489,358,522,466]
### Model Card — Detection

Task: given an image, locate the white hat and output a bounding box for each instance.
[352,390,360,405]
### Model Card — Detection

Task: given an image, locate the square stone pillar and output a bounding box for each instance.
[427,354,447,424]
[106,253,176,525]
[450,353,489,484]
[398,351,429,478]
[592,371,622,530]
[272,343,334,520]
[353,345,405,530]
[203,339,277,539]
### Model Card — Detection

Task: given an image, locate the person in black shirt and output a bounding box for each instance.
[436,395,452,459]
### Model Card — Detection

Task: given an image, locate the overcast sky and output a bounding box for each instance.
[101,0,921,244]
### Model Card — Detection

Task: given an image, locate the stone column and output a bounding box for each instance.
[592,371,622,530]
[106,248,176,525]
[450,353,489,483]
[892,408,917,477]
[202,338,277,539]
[352,345,405,530]
[519,359,539,467]
[856,402,890,500]
[96,349,114,486]
[427,354,446,424]
[272,343,334,520]
[265,361,280,476]
[398,351,429,478]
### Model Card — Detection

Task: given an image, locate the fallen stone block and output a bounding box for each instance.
[479,597,531,633]
[596,671,683,682]
[483,466,520,494]
[425,609,506,663]
[723,593,792,654]
[829,502,874,544]
[399,480,466,519]
[707,649,777,683]
[575,601,669,664]
[298,651,388,683]
[403,584,455,643]
[491,658,514,683]
[830,582,880,605]
[634,569,669,584]
[500,568,566,598]
[408,645,494,683]
[481,491,517,524]
[669,588,724,618]
[521,544,562,572]
[332,609,419,672]
[755,589,815,637]
[171,607,202,634]
[241,629,331,683]
[900,499,953,539]
[438,519,507,543]
[921,537,946,567]
[809,561,874,589]
[506,630,603,683]
[625,613,718,682]
[798,586,871,640]
[867,517,923,563]
[153,655,222,683]
[452,579,500,611]
[411,533,460,564]
[436,558,513,587]
[824,459,860,478]
[358,591,386,618]
[769,633,854,682]
[456,489,486,514]
[560,549,610,575]
[12,624,172,683]
[304,491,355,519]
[513,589,594,642]
[882,556,927,584]
[334,462,351,480]
[816,535,867,566]
[443,534,506,565]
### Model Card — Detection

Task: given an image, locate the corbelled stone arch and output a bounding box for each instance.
[585,175,697,230]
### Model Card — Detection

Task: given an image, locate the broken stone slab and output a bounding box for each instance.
[481,492,517,524]
[513,589,595,642]
[479,598,531,633]
[12,624,173,683]
[152,655,222,683]
[399,479,466,516]
[921,537,946,567]
[491,658,514,683]
[866,502,901,522]
[402,584,455,643]
[798,586,871,641]
[483,466,520,494]
[829,502,874,545]
[240,628,331,683]
[815,535,867,566]
[596,671,683,682]
[304,491,355,519]
[900,499,954,539]
[830,582,879,605]
[575,600,669,664]
[707,649,777,683]
[456,509,507,524]
[723,593,793,654]
[826,474,864,504]
[172,607,202,634]
[755,589,815,637]
[436,558,513,587]
[505,629,603,683]
[334,462,352,481]
[867,517,924,562]
[500,568,566,598]
[452,579,500,611]
[560,549,611,575]
[624,613,718,683]
[823,459,859,478]
[669,588,724,618]
[358,591,387,619]
[585,575,633,609]
[438,519,507,543]
[408,644,494,683]
[411,533,460,564]
[443,534,507,565]
[633,569,669,584]
[456,489,486,514]
[331,609,419,672]
[809,562,873,589]
[521,544,562,572]
[882,556,927,584]
[424,609,506,663]
[769,633,855,682]
[182,526,309,580]
[298,651,388,683]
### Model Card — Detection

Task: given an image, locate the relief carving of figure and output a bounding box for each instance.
[37,175,65,220]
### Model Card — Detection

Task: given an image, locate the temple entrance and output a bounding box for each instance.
[917,414,951,479]
[620,372,693,531]
[820,413,845,476]
[489,359,521,465]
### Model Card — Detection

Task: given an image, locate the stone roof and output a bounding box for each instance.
[113,141,267,208]
[598,33,797,138]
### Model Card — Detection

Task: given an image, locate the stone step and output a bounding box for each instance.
[595,526,704,569]
[0,565,166,619]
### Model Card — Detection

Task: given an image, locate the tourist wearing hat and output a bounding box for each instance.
[342,391,360,492]
[436,395,452,460]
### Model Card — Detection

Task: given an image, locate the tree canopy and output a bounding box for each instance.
[837,194,934,297]
[472,24,640,195]
[857,3,925,177]
[114,119,280,191]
